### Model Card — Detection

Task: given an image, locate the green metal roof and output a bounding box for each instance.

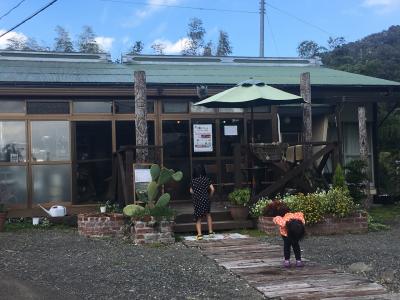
[0,51,399,87]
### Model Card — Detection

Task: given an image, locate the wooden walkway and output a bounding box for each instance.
[184,236,396,299]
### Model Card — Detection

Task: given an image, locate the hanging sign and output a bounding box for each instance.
[224,125,238,136]
[193,124,213,152]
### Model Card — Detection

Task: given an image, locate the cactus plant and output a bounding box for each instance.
[123,204,145,217]
[147,164,183,208]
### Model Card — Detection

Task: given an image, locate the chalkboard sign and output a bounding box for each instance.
[132,163,152,204]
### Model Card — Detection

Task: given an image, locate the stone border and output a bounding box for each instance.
[258,211,368,236]
[131,220,175,245]
[78,213,125,238]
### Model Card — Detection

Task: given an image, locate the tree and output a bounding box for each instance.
[54,26,74,52]
[181,17,205,56]
[202,40,213,56]
[216,30,232,56]
[6,37,26,50]
[297,40,327,58]
[129,41,144,55]
[151,42,165,55]
[327,36,346,50]
[77,26,101,53]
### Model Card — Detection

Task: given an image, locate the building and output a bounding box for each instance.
[0,50,399,216]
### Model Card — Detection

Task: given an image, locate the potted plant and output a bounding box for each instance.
[0,203,7,232]
[228,188,251,220]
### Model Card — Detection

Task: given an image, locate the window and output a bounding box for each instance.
[27,101,69,114]
[32,164,71,203]
[31,121,70,161]
[0,166,27,206]
[219,108,244,113]
[114,99,154,114]
[0,121,26,162]
[190,102,216,113]
[73,101,112,113]
[0,101,25,113]
[163,101,188,113]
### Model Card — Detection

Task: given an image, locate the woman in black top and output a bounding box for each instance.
[190,164,215,240]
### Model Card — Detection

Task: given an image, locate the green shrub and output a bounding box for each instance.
[0,203,6,213]
[325,187,355,218]
[228,188,251,207]
[332,164,346,190]
[250,197,272,217]
[345,160,368,204]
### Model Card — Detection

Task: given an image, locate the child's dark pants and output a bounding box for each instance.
[282,236,301,260]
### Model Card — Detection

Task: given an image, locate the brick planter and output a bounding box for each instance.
[258,211,368,236]
[78,213,125,238]
[131,220,175,245]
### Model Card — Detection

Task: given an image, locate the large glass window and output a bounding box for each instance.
[190,102,216,113]
[27,101,69,114]
[247,120,272,143]
[116,121,155,150]
[0,121,26,162]
[163,101,188,113]
[0,101,25,113]
[73,101,112,113]
[31,121,70,161]
[114,99,154,114]
[32,164,71,203]
[220,119,243,156]
[0,166,27,206]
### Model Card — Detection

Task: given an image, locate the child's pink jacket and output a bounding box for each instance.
[273,212,305,237]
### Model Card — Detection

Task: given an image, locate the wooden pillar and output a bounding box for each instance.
[233,143,242,188]
[358,105,371,208]
[335,100,344,165]
[300,72,312,161]
[134,70,148,163]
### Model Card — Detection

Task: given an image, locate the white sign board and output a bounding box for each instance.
[135,169,152,183]
[224,125,238,136]
[193,124,213,152]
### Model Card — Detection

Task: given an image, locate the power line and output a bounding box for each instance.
[265,3,334,36]
[265,10,279,57]
[0,0,26,21]
[99,0,258,14]
[0,0,58,40]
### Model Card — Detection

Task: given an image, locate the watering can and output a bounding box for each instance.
[38,204,67,217]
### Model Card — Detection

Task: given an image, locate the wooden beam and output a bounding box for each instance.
[300,72,312,161]
[134,70,148,163]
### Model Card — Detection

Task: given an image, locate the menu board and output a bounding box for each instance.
[193,124,213,152]
[133,164,152,203]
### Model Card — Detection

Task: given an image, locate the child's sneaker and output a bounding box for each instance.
[196,234,203,241]
[296,260,304,267]
[283,260,291,268]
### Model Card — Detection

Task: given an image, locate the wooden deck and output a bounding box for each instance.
[184,237,396,299]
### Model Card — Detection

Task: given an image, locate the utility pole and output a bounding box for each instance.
[259,0,265,57]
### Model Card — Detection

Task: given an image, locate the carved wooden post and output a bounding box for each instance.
[300,72,312,162]
[134,70,148,163]
[358,105,371,208]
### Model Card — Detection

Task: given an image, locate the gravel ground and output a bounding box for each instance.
[0,229,264,300]
[262,223,400,293]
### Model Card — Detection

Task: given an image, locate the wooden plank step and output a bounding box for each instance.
[174,219,254,233]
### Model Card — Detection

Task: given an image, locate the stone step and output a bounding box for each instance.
[175,210,233,223]
[174,219,255,233]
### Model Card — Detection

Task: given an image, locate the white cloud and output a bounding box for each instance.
[151,37,189,54]
[0,29,28,49]
[362,0,400,13]
[122,0,180,28]
[95,36,114,52]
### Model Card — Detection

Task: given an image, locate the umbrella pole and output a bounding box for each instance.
[251,106,255,143]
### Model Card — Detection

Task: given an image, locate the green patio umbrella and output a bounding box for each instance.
[194,79,304,142]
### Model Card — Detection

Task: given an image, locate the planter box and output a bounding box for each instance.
[131,220,175,245]
[258,211,368,236]
[78,213,125,238]
[230,206,249,221]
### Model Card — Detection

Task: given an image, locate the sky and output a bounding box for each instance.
[0,0,399,60]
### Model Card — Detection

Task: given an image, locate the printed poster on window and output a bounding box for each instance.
[224,125,238,136]
[193,124,213,152]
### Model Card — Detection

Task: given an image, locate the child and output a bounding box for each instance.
[190,164,215,240]
[273,212,305,268]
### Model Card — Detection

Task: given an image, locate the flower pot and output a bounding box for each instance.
[100,206,106,213]
[229,206,249,221]
[0,212,7,232]
[32,217,40,226]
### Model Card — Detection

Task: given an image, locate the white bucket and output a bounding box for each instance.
[32,217,40,225]
[100,206,106,213]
